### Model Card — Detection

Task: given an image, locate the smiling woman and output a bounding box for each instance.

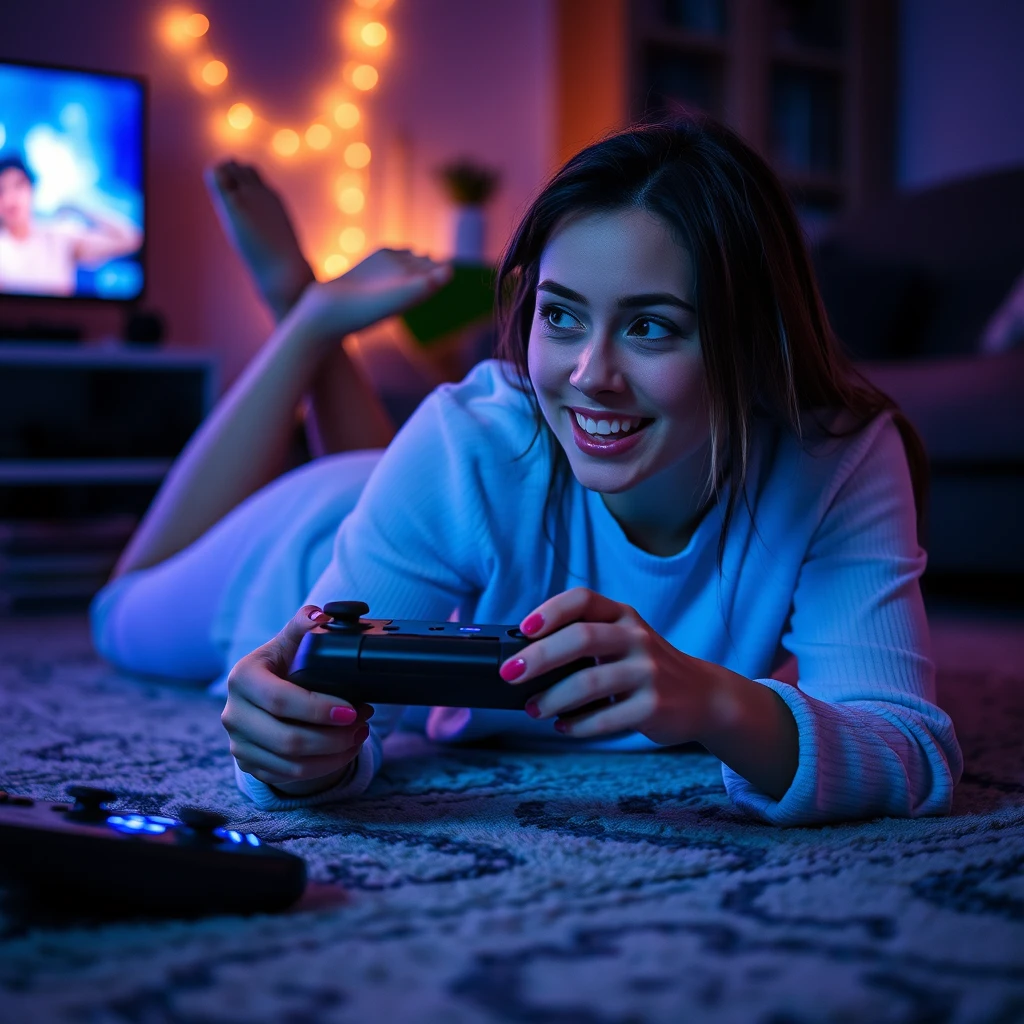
[90,117,962,828]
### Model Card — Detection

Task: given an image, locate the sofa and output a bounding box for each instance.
[813,165,1024,578]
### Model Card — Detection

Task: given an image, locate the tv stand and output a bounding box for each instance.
[0,343,218,611]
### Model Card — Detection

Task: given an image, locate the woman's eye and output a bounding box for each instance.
[628,317,676,340]
[539,305,582,331]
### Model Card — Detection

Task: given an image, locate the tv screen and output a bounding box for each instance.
[0,60,144,301]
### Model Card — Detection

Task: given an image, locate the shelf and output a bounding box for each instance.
[0,459,173,485]
[771,44,846,75]
[638,26,727,57]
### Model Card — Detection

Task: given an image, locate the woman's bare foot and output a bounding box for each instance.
[205,160,315,320]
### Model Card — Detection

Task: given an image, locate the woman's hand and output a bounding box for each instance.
[499,587,715,746]
[221,605,375,796]
[292,247,452,347]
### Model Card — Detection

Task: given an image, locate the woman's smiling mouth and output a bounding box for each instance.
[568,407,654,455]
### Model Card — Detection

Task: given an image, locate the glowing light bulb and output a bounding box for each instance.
[184,13,210,37]
[337,187,365,214]
[272,129,301,156]
[324,254,351,277]
[305,124,332,150]
[339,226,366,252]
[201,60,228,86]
[351,64,379,91]
[344,142,371,169]
[361,22,387,46]
[227,103,254,130]
[333,102,360,129]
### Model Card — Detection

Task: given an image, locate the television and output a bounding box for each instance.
[0,59,145,301]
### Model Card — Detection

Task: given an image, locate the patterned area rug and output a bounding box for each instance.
[1,616,1022,1024]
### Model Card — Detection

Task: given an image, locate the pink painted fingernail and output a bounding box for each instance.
[500,658,526,682]
[521,613,544,635]
[524,700,541,719]
[330,706,357,724]
[308,607,328,622]
[553,720,570,734]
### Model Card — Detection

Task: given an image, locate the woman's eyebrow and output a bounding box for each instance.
[538,280,695,314]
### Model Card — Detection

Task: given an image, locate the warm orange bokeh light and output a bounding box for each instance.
[337,187,366,214]
[183,13,210,37]
[201,60,228,86]
[361,22,387,47]
[272,129,301,157]
[226,103,254,130]
[339,226,366,252]
[344,142,371,169]
[351,64,379,91]
[324,254,352,277]
[305,124,333,150]
[333,102,360,129]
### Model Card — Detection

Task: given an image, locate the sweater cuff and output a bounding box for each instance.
[234,726,383,810]
[721,677,829,827]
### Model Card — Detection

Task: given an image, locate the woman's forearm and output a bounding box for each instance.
[112,305,329,578]
[697,662,800,801]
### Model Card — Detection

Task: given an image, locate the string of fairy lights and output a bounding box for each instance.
[159,0,394,278]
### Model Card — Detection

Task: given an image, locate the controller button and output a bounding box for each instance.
[507,628,526,639]
[178,807,229,844]
[323,600,372,632]
[10,796,34,807]
[66,785,117,821]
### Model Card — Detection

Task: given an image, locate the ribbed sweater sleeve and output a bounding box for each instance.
[722,417,963,825]
[237,374,504,809]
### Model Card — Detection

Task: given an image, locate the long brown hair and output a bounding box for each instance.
[495,116,928,568]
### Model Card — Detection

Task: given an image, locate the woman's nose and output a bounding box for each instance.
[569,337,624,395]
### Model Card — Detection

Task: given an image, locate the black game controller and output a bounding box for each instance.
[289,600,596,710]
[0,785,307,917]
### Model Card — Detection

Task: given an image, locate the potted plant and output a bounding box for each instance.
[435,158,500,263]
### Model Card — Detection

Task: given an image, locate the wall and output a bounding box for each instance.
[898,0,1024,189]
[0,0,554,384]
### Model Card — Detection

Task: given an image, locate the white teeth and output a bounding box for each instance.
[575,411,642,437]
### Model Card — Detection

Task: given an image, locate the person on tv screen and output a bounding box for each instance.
[0,153,141,297]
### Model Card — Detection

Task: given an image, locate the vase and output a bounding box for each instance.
[451,204,485,262]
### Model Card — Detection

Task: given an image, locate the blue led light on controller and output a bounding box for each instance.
[106,813,172,835]
[459,626,481,632]
[104,814,260,845]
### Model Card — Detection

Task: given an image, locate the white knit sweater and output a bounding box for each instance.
[236,359,963,825]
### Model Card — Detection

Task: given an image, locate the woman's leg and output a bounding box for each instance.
[205,160,395,457]
[92,450,382,681]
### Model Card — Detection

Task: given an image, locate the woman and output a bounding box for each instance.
[91,118,962,826]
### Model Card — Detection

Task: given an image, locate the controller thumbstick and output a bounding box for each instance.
[66,785,118,822]
[178,807,228,844]
[323,600,372,632]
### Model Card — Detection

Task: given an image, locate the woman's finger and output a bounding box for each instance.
[223,693,370,759]
[520,587,627,639]
[553,690,654,739]
[526,659,638,719]
[502,620,631,683]
[231,737,364,785]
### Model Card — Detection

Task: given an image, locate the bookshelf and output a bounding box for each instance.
[0,343,217,611]
[555,0,897,224]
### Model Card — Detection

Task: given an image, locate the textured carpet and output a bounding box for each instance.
[1,615,1022,1024]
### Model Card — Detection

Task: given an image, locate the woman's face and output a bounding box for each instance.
[527,207,709,496]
